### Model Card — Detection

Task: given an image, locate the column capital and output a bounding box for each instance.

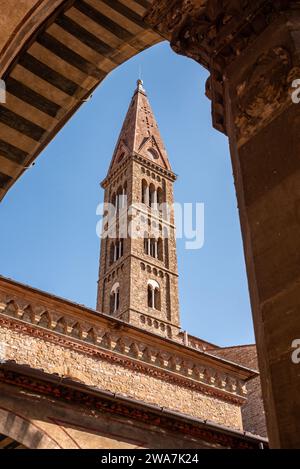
[145,1,300,138]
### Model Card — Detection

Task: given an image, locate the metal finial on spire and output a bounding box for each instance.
[136,78,145,93]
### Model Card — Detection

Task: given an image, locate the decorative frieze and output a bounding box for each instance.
[0,291,249,404]
[0,366,264,449]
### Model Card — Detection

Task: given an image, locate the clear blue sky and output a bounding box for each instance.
[0,41,255,347]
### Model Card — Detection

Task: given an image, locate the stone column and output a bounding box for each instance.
[120,187,126,209]
[146,0,300,448]
[144,185,149,206]
[114,291,118,313]
[151,287,155,309]
[153,189,158,209]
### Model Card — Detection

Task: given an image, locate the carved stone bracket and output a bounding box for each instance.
[145,0,296,136]
[0,292,250,404]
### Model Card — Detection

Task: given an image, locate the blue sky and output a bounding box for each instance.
[0,41,255,347]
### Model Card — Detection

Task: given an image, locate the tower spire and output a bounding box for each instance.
[107,80,171,175]
[97,82,180,339]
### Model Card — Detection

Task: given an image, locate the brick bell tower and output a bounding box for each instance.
[97,80,180,339]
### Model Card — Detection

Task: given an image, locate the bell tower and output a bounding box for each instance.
[97,80,180,339]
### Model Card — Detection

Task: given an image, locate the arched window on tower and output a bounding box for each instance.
[110,283,120,314]
[118,182,127,210]
[157,187,163,214]
[147,147,159,161]
[147,284,152,308]
[150,238,156,258]
[110,239,124,265]
[157,187,163,204]
[111,183,127,215]
[144,237,162,261]
[147,280,161,311]
[157,238,163,261]
[110,242,115,265]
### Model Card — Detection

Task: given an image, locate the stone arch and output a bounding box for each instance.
[0,408,60,449]
[101,332,112,350]
[70,322,82,339]
[129,342,140,358]
[147,279,161,310]
[115,337,126,353]
[147,147,159,161]
[22,305,34,323]
[4,300,18,317]
[0,1,162,201]
[86,328,96,344]
[38,311,51,328]
[55,317,67,334]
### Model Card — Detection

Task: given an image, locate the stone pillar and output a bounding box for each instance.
[151,287,155,309]
[153,189,158,209]
[114,291,118,313]
[144,185,149,206]
[146,0,300,448]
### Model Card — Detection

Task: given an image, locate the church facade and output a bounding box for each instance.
[0,81,267,449]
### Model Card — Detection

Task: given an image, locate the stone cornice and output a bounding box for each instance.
[101,153,177,189]
[0,313,246,406]
[100,253,178,284]
[0,363,268,449]
[132,153,177,181]
[0,276,257,385]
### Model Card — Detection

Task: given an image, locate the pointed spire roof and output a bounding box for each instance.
[107,80,171,174]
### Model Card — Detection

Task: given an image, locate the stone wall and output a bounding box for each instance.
[0,276,261,439]
[98,155,181,337]
[210,345,267,437]
[0,376,263,449]
[0,325,242,431]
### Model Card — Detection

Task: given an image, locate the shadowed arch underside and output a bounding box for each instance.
[0,0,162,201]
[0,408,60,449]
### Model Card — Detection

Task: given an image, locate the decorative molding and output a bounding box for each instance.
[0,366,264,449]
[132,153,177,181]
[0,293,248,405]
[145,0,295,136]
[234,47,300,146]
[102,152,177,189]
